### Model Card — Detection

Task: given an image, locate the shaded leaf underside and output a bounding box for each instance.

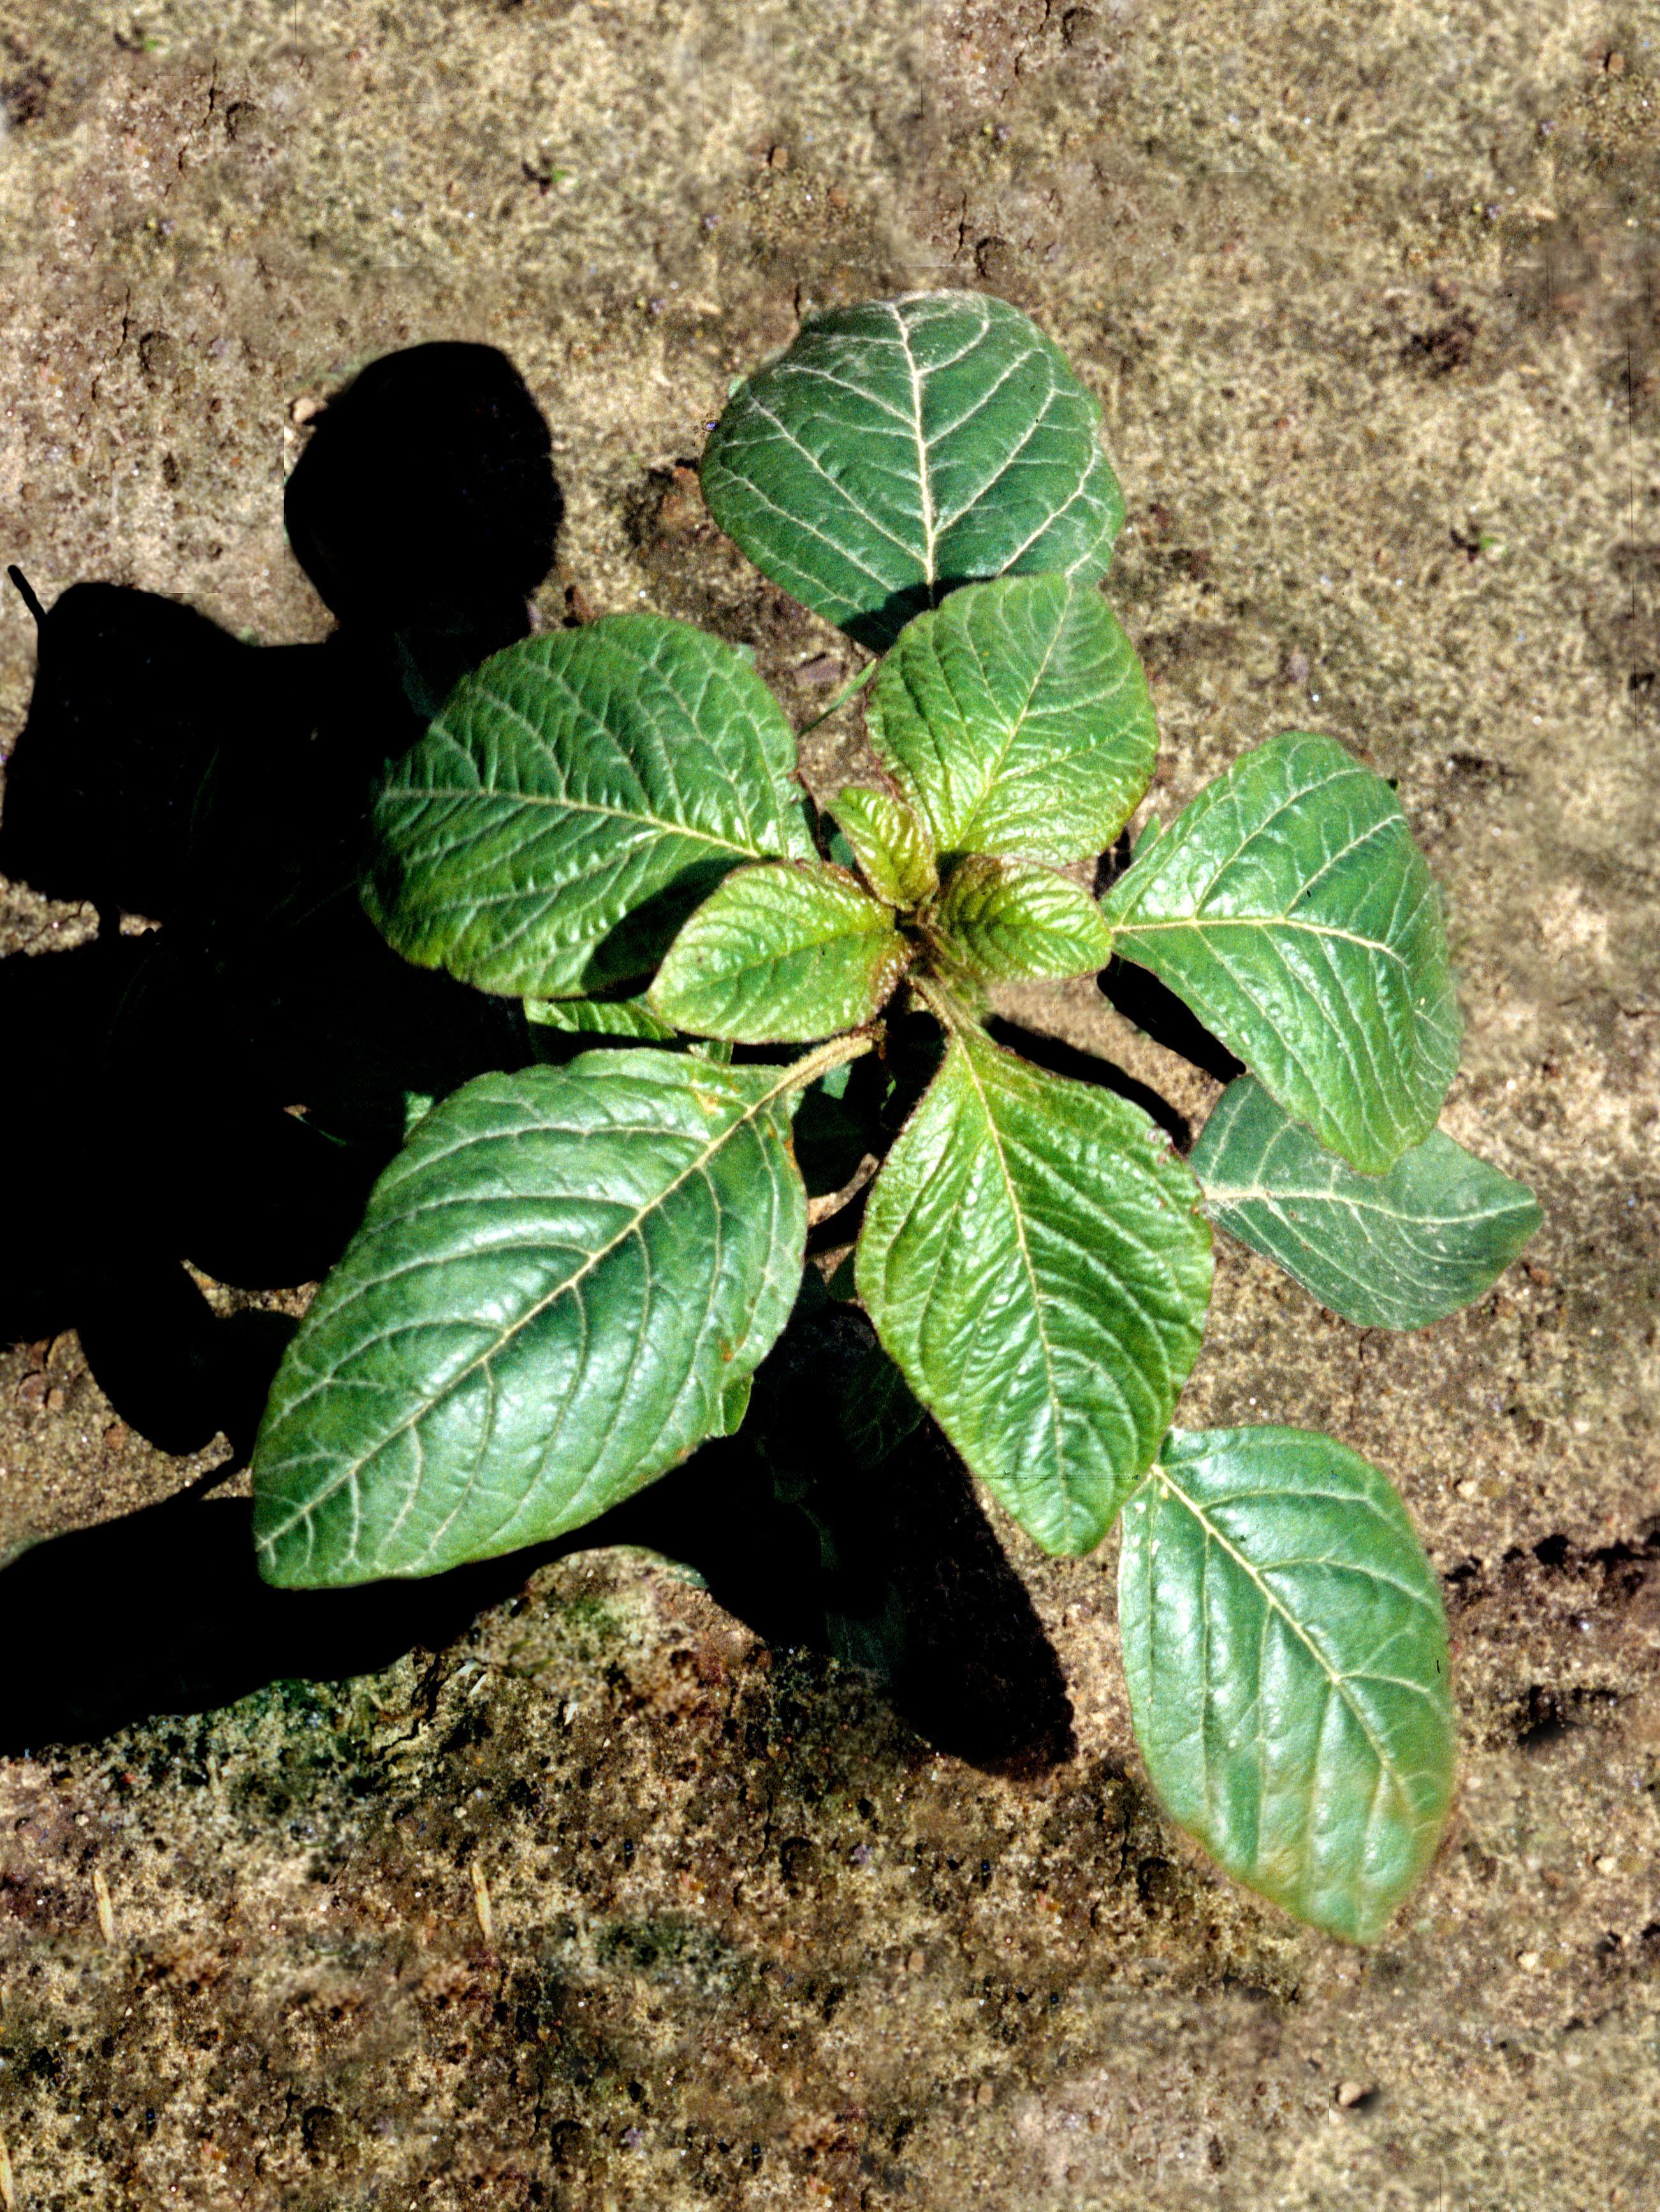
[1191,1075,1542,1328]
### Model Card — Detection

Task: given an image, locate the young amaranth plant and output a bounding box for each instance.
[251,293,1542,1943]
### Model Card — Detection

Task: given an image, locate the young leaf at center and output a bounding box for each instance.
[252,1051,811,1587]
[1119,1426,1456,1942]
[855,1019,1212,1555]
[930,855,1114,983]
[866,572,1156,864]
[830,786,938,906]
[648,861,911,1044]
[1191,1075,1542,1328]
[1100,730,1461,1173]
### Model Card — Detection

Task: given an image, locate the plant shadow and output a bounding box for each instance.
[0,341,555,1446]
[0,338,1079,1782]
[0,1408,1077,1779]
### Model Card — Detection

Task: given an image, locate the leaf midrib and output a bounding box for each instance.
[948,1026,1074,1534]
[949,590,1073,851]
[890,301,938,585]
[1204,1182,1534,1228]
[1110,914,1412,969]
[390,775,771,861]
[256,1066,804,1559]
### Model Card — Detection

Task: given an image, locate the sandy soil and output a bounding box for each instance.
[0,3,1657,2206]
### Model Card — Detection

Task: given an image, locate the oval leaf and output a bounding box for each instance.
[701,293,1125,651]
[866,572,1155,864]
[363,616,812,999]
[648,862,911,1044]
[1119,1426,1456,1943]
[1100,731,1461,1173]
[252,1052,808,1587]
[831,785,938,906]
[855,1022,1211,1555]
[1192,1076,1542,1328]
[931,855,1114,983]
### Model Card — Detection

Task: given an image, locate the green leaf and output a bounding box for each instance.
[701,293,1125,651]
[252,1051,810,1587]
[648,862,911,1044]
[1191,1075,1542,1329]
[931,855,1114,982]
[1119,1426,1456,1943]
[830,786,938,906]
[866,574,1155,864]
[524,993,678,1042]
[363,616,813,999]
[1100,731,1461,1173]
[717,1371,754,1437]
[855,1020,1211,1555]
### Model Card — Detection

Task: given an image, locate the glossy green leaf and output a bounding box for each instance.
[856,1021,1211,1555]
[931,855,1114,983]
[252,1051,809,1587]
[830,786,938,906]
[648,862,910,1044]
[363,616,813,999]
[866,573,1155,864]
[1191,1076,1542,1328]
[1100,731,1461,1173]
[701,293,1124,651]
[1119,1426,1456,1943]
[524,993,678,1042]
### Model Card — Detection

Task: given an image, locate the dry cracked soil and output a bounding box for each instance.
[0,3,1658,2208]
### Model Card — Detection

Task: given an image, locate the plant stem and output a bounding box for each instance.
[794,656,877,740]
[908,971,973,1036]
[776,1027,878,1098]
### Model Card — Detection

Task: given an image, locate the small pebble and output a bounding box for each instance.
[290,394,324,426]
[15,1374,45,1411]
[975,2081,994,2107]
[906,1949,925,1974]
[768,143,790,170]
[1335,2080,1369,2108]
